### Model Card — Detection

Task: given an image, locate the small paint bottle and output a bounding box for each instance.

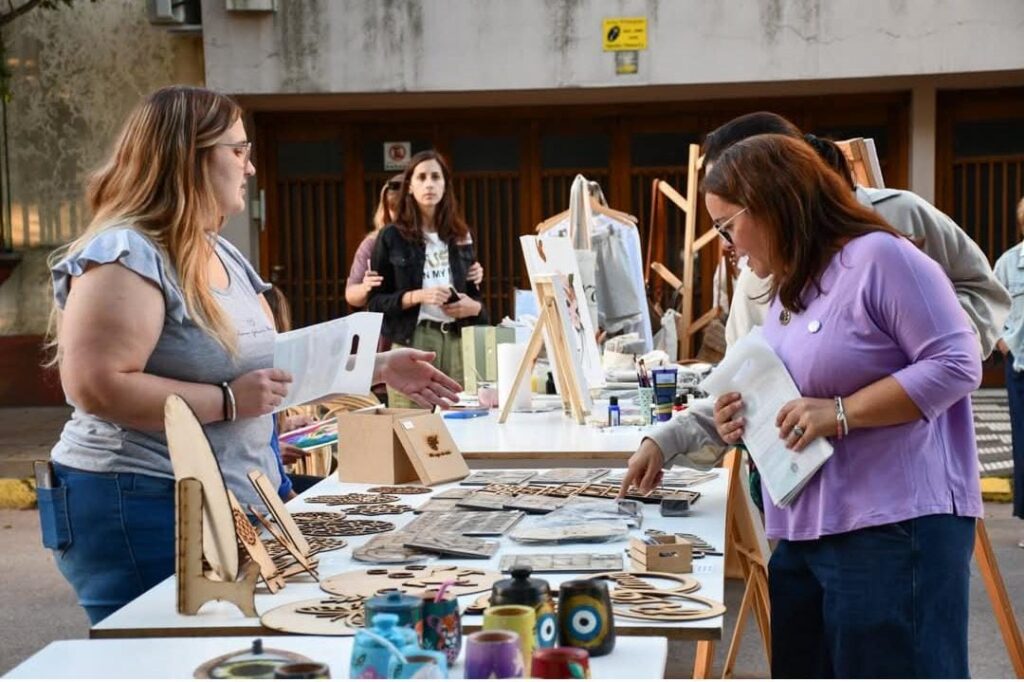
[608,396,621,426]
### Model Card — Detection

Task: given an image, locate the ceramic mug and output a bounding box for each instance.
[422,594,462,665]
[388,650,448,679]
[464,630,525,679]
[483,604,536,665]
[364,591,423,644]
[557,579,616,656]
[531,647,591,679]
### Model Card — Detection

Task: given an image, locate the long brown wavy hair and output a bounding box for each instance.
[703,134,903,313]
[47,86,244,361]
[392,150,470,244]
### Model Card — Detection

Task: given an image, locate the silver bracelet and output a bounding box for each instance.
[834,395,848,438]
[221,381,237,422]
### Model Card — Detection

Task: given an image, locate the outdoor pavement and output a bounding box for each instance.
[0,405,1021,677]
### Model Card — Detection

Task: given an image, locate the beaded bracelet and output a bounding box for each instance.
[834,395,848,439]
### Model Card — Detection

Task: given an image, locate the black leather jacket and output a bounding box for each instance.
[367,224,487,345]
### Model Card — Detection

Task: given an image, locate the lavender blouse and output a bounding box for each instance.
[761,232,983,541]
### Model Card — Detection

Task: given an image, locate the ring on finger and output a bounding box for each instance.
[792,425,805,438]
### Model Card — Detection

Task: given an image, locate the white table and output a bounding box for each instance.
[445,401,649,462]
[92,469,728,643]
[5,635,667,678]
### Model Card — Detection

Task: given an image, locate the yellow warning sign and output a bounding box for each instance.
[602,17,647,51]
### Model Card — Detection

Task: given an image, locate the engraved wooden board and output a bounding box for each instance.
[530,468,610,484]
[403,533,499,559]
[320,564,503,599]
[498,552,623,573]
[351,532,435,564]
[403,510,524,536]
[461,470,537,486]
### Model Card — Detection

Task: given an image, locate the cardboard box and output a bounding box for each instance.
[628,535,693,573]
[461,325,517,392]
[337,407,469,485]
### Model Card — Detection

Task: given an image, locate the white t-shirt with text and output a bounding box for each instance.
[418,231,454,324]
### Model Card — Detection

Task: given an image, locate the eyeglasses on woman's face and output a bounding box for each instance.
[218,141,254,166]
[713,206,748,245]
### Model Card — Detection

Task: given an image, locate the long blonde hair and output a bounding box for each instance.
[47,86,244,361]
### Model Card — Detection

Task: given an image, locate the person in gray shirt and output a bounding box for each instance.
[41,86,460,624]
[619,112,1009,495]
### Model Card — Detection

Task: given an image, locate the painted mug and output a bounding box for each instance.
[464,630,525,679]
[422,594,462,665]
[364,591,423,644]
[273,662,331,679]
[483,604,536,665]
[557,579,616,656]
[531,647,591,679]
[388,649,448,679]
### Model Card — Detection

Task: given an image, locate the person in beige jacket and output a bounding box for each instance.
[620,112,1010,495]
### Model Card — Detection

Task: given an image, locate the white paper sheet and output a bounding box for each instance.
[699,327,832,507]
[273,312,382,412]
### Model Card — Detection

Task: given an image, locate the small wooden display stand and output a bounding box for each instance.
[498,275,589,425]
[176,478,259,617]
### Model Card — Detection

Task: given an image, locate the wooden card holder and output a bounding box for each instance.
[498,275,589,425]
[628,534,693,573]
[176,478,258,617]
[247,470,320,580]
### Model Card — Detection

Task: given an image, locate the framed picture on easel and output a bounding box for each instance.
[520,235,604,390]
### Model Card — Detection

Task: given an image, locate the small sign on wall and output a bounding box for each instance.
[383,141,412,171]
[602,17,647,51]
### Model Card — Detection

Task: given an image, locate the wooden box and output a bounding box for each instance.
[628,535,692,573]
[337,407,469,485]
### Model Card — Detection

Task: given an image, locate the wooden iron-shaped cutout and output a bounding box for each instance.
[392,414,470,485]
[320,564,503,599]
[261,596,366,636]
[227,490,286,593]
[165,394,239,581]
[175,478,258,617]
[248,470,310,557]
[249,505,320,581]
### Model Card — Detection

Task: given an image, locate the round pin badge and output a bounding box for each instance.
[808,320,822,334]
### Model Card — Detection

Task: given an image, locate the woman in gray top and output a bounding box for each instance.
[41,86,459,624]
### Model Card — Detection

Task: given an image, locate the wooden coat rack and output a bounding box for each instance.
[647,144,727,359]
[498,275,588,425]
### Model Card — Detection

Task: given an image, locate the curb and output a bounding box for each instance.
[0,478,37,510]
[980,476,1013,503]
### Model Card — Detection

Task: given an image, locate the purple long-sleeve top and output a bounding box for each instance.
[760,231,983,541]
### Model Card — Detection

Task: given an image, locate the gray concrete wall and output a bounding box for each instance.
[204,0,1024,95]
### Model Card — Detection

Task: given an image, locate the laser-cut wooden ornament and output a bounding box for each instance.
[305,493,401,506]
[344,503,413,516]
[260,596,367,636]
[291,512,394,537]
[367,485,433,495]
[320,564,503,599]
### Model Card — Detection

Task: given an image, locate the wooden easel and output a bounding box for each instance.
[498,276,588,425]
[836,137,885,189]
[647,144,727,359]
[176,478,259,617]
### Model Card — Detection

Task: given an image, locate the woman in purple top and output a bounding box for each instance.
[707,135,982,678]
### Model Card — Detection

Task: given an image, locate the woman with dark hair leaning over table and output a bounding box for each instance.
[40,85,461,624]
[703,134,982,678]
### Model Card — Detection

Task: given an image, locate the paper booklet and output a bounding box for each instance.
[699,327,832,507]
[273,312,382,412]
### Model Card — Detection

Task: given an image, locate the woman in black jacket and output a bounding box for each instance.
[368,150,486,406]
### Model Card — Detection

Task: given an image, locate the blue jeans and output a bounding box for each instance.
[38,463,175,624]
[1004,352,1024,518]
[769,514,975,678]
